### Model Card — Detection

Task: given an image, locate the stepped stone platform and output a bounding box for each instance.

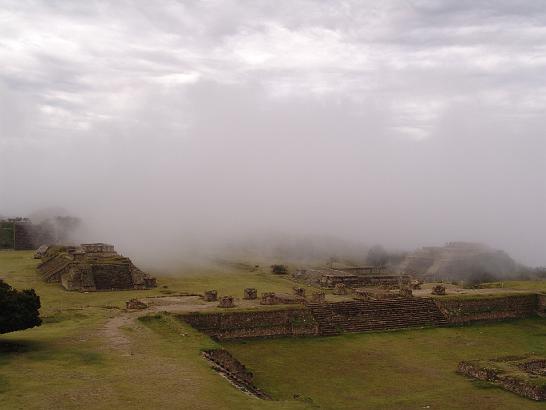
[307,298,448,336]
[182,293,543,340]
[37,243,156,292]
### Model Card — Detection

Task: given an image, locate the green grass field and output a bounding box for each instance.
[1,250,545,409]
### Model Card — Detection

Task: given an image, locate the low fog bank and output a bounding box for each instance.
[2,206,542,285]
[2,86,545,269]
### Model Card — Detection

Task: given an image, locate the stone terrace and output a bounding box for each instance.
[307,298,448,336]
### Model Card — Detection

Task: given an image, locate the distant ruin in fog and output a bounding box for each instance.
[397,242,519,280]
[0,216,81,250]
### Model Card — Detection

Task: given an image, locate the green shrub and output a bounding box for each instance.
[0,280,41,334]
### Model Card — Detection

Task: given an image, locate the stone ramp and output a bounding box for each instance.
[307,298,448,336]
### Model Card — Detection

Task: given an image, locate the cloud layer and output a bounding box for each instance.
[1,1,545,265]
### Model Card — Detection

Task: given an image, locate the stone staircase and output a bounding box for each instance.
[307,298,448,336]
[37,256,72,282]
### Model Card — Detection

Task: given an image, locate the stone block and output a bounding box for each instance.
[218,296,235,308]
[204,290,218,302]
[243,288,257,300]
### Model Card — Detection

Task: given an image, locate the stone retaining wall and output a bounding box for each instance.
[202,349,270,399]
[434,294,539,324]
[180,308,319,340]
[537,294,546,317]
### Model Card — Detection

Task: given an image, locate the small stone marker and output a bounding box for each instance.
[293,287,306,297]
[204,290,218,302]
[410,279,422,290]
[243,288,257,300]
[333,283,348,295]
[126,299,148,310]
[218,296,235,308]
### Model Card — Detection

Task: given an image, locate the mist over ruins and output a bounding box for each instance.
[1,1,546,409]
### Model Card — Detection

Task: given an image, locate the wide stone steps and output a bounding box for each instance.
[307,298,448,336]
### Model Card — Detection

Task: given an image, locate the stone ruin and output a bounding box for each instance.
[458,355,546,401]
[1,216,81,250]
[353,288,399,300]
[310,291,325,303]
[293,287,306,297]
[397,241,518,281]
[260,292,305,305]
[432,284,447,295]
[202,349,270,399]
[36,243,156,292]
[243,288,257,300]
[333,283,348,295]
[409,279,422,290]
[126,299,148,310]
[204,290,218,302]
[218,296,235,308]
[34,244,49,259]
[399,287,413,298]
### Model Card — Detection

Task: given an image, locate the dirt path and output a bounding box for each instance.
[99,296,215,354]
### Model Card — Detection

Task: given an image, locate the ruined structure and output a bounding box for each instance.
[399,287,413,298]
[202,349,270,399]
[34,245,49,259]
[333,283,348,295]
[204,290,218,302]
[398,242,518,280]
[218,296,236,308]
[339,266,387,275]
[435,294,539,323]
[260,292,304,305]
[292,268,410,289]
[36,243,156,292]
[293,287,306,297]
[319,271,410,289]
[431,284,446,295]
[409,279,422,290]
[311,291,325,303]
[458,356,546,401]
[243,288,257,300]
[126,299,148,310]
[182,293,544,340]
[0,217,80,250]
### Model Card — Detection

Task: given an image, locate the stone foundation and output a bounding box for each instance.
[260,292,304,305]
[126,299,148,310]
[333,283,348,295]
[458,356,546,401]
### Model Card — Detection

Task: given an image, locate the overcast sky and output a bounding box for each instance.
[1,1,545,265]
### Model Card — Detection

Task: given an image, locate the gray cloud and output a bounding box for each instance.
[1,1,545,266]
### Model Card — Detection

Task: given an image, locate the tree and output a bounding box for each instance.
[0,280,41,334]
